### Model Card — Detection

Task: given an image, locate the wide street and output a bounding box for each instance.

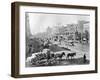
[26,41,90,67]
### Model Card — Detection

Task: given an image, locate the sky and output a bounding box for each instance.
[26,12,90,35]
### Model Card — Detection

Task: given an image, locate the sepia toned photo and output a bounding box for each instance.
[25,12,90,67]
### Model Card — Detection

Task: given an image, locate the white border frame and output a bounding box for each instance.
[19,6,95,75]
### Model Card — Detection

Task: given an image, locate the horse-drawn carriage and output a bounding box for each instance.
[26,48,77,66]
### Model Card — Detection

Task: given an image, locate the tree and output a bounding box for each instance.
[75,31,79,40]
[85,30,89,43]
[68,34,74,40]
[78,33,81,43]
[75,31,82,43]
[28,38,43,53]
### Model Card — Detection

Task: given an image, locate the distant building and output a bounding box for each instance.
[50,24,78,43]
[78,20,89,33]
[76,20,90,43]
[26,13,32,39]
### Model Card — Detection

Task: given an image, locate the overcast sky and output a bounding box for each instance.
[26,12,90,35]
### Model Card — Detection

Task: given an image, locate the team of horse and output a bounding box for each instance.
[26,49,76,65]
[67,52,76,59]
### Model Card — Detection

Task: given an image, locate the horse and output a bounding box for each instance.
[67,52,76,59]
[54,52,65,61]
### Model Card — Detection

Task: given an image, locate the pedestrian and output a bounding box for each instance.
[83,54,86,63]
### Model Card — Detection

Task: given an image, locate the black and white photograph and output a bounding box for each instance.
[25,12,90,67]
[11,2,97,77]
